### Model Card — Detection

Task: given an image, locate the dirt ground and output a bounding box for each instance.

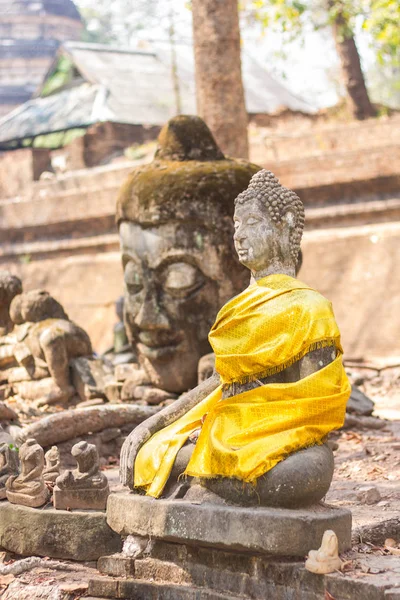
[1,367,399,599]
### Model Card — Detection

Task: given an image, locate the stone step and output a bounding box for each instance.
[88,577,242,600]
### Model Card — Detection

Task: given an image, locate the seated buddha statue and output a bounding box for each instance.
[120,170,351,508]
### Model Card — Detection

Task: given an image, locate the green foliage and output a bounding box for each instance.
[245,0,399,67]
[363,0,400,66]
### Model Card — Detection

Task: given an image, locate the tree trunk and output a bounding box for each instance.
[331,11,376,120]
[192,0,249,158]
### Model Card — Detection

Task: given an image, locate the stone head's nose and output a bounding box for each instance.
[134,295,171,331]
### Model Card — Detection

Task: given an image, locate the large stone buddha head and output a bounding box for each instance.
[116,115,260,393]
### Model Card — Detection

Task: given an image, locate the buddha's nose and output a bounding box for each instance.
[234,227,246,243]
[134,294,170,330]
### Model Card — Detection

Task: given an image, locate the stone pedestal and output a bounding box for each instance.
[53,485,109,510]
[6,487,49,508]
[0,501,121,560]
[90,538,400,600]
[107,492,352,557]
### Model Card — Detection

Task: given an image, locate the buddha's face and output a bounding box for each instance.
[120,221,239,393]
[233,200,292,273]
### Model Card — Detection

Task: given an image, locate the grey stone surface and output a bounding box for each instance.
[89,578,242,600]
[89,541,400,600]
[347,385,375,416]
[107,492,351,556]
[98,554,135,578]
[0,501,121,560]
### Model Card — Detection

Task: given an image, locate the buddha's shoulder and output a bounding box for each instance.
[289,283,334,318]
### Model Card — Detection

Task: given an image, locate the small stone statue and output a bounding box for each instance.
[43,446,61,483]
[120,169,351,507]
[0,442,19,500]
[0,271,22,336]
[54,441,109,510]
[6,438,49,508]
[305,530,342,574]
[5,289,92,405]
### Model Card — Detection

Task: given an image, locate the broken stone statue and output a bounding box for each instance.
[1,289,92,405]
[116,114,260,401]
[118,169,351,508]
[0,271,22,337]
[43,445,61,483]
[54,441,109,510]
[305,529,343,574]
[0,441,19,500]
[6,438,49,508]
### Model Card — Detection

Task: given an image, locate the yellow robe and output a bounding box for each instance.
[134,274,350,497]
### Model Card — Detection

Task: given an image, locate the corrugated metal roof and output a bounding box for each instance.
[156,41,316,115]
[0,84,100,145]
[0,41,316,147]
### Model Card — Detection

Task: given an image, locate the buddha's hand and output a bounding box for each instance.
[120,426,149,490]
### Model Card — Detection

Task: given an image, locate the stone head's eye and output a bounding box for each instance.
[163,262,204,299]
[247,217,260,225]
[124,262,143,295]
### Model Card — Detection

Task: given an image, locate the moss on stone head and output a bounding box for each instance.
[155,115,225,162]
[116,116,261,230]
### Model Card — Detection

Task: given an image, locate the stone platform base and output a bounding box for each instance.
[89,540,400,600]
[0,501,121,560]
[107,492,352,557]
[6,487,49,508]
[53,485,109,510]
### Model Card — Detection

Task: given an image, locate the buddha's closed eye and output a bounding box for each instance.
[163,262,204,299]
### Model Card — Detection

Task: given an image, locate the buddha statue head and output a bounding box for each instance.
[116,115,260,393]
[233,170,305,279]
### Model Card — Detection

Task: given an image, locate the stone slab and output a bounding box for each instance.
[89,540,400,600]
[53,485,109,510]
[107,492,351,557]
[88,578,241,600]
[0,500,121,561]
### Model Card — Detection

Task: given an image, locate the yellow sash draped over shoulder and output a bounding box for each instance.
[134,274,350,498]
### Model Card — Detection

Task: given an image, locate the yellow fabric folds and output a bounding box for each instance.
[134,274,350,498]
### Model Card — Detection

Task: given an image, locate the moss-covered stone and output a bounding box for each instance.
[116,115,261,228]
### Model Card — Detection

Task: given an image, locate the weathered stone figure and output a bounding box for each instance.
[54,441,109,510]
[7,289,92,405]
[0,442,19,500]
[120,170,350,507]
[43,445,61,483]
[0,271,22,336]
[6,438,49,507]
[117,115,260,394]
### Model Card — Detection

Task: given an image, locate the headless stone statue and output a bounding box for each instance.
[0,442,19,500]
[120,170,350,508]
[6,438,49,508]
[54,441,109,510]
[43,446,61,483]
[305,530,342,574]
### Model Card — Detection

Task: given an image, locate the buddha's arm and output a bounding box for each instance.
[120,372,220,489]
